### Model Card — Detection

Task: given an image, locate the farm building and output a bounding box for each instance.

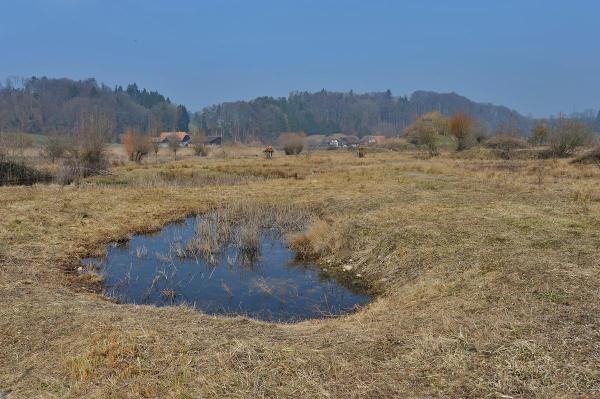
[204,136,222,145]
[156,132,191,147]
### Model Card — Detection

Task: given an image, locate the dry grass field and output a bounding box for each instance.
[1,147,599,398]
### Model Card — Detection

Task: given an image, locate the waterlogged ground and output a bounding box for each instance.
[83,216,370,322]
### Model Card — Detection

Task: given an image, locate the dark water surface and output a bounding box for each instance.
[83,217,370,322]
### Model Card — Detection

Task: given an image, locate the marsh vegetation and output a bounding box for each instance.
[1,141,600,398]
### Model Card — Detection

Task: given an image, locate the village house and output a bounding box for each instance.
[327,134,361,148]
[328,138,340,147]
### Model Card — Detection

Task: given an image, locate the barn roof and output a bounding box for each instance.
[159,132,190,142]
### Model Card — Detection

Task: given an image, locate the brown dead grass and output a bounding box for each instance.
[0,149,599,398]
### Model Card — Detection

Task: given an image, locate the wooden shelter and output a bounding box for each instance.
[263,145,274,159]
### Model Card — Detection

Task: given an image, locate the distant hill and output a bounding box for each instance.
[0,77,189,140]
[408,91,529,131]
[192,89,531,142]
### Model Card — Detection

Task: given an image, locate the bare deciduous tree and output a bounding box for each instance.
[167,135,180,160]
[151,140,160,161]
[547,118,592,158]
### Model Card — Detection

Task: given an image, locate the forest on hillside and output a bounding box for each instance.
[1,77,598,144]
[0,77,189,140]
[192,90,534,143]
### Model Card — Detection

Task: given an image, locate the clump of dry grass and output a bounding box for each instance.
[236,221,261,261]
[76,262,105,286]
[288,220,333,259]
[186,200,316,264]
[186,210,232,262]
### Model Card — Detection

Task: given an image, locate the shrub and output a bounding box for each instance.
[54,112,112,184]
[529,122,549,145]
[484,135,529,160]
[191,128,210,156]
[41,137,68,164]
[473,125,489,144]
[55,159,82,185]
[546,118,593,158]
[151,140,160,161]
[406,123,440,156]
[79,140,109,173]
[278,132,305,155]
[193,144,209,157]
[167,135,180,160]
[405,112,449,156]
[121,128,150,162]
[78,112,112,173]
[0,160,52,186]
[449,113,474,151]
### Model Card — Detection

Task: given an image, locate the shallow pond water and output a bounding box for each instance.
[82,216,370,322]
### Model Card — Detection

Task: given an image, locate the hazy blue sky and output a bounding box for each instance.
[1,0,599,116]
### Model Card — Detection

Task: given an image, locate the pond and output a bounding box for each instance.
[82,216,370,322]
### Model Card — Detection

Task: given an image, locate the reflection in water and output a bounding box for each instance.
[82,216,370,322]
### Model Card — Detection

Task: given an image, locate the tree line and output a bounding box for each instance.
[192,89,532,143]
[404,111,596,159]
[0,77,190,140]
